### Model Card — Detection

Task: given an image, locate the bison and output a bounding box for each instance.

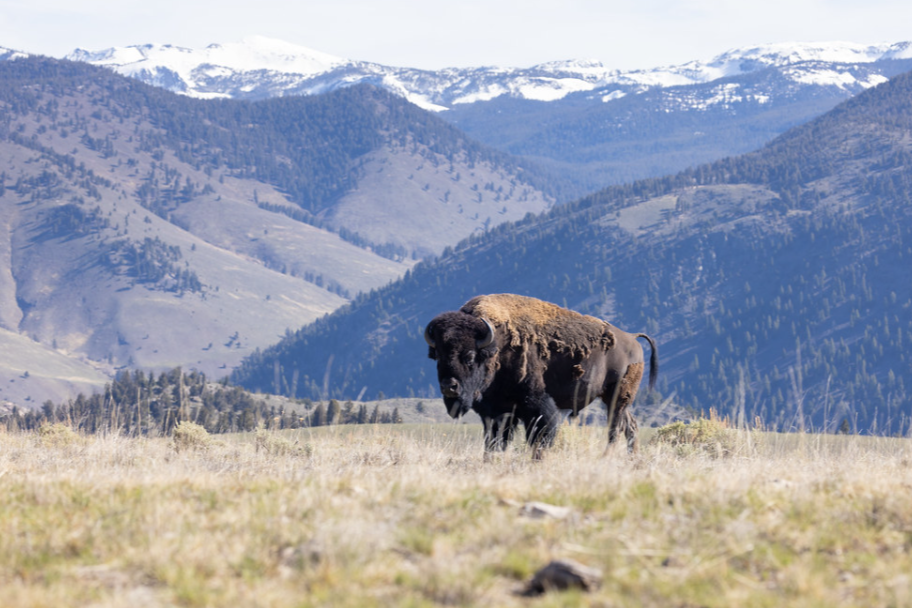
[424,294,658,458]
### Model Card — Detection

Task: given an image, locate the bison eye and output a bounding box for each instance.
[461,352,475,365]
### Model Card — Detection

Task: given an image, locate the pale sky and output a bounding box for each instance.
[1,0,910,70]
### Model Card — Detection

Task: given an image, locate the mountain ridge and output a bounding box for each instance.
[26,37,912,197]
[56,37,912,110]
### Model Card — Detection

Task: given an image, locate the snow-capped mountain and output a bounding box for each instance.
[9,36,912,197]
[61,37,912,111]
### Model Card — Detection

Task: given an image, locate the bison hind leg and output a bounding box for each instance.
[623,409,639,453]
[603,363,644,455]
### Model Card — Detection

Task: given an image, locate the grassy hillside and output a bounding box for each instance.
[232,68,912,434]
[2,424,911,606]
[0,328,108,408]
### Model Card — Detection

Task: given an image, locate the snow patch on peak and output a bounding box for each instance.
[201,36,346,75]
[710,41,890,66]
[68,37,346,78]
[881,41,912,60]
[785,67,889,89]
[68,45,152,66]
[531,59,611,78]
[601,90,627,103]
[518,77,594,101]
[0,46,29,61]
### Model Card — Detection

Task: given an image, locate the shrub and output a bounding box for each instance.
[255,429,311,457]
[37,423,80,448]
[651,415,740,457]
[172,421,211,451]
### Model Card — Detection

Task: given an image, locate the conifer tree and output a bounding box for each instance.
[326,399,340,425]
[311,402,327,427]
[341,401,355,424]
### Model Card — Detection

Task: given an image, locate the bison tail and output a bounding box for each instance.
[635,333,659,392]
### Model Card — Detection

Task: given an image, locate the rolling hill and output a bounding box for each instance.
[231,67,912,435]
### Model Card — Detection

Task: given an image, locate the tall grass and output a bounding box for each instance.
[1,423,912,607]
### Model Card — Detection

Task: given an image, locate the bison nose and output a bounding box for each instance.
[440,378,459,397]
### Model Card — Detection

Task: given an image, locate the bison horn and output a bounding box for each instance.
[424,324,435,348]
[476,318,495,349]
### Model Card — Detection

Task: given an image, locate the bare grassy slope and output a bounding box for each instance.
[0,77,411,403]
[2,425,911,607]
[0,328,108,408]
[325,144,551,258]
[0,139,348,370]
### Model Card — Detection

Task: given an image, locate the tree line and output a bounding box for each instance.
[0,368,402,435]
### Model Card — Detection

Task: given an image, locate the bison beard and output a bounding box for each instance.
[424,294,658,459]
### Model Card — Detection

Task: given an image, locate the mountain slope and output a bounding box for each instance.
[0,55,559,406]
[231,68,912,434]
[0,327,110,409]
[2,57,557,255]
[447,57,912,188]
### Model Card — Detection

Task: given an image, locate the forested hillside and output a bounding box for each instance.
[232,68,912,434]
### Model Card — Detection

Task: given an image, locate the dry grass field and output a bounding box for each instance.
[2,421,912,607]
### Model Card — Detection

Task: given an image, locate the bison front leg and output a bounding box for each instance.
[482,413,517,461]
[521,394,561,460]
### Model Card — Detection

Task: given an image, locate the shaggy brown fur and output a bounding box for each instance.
[615,362,644,408]
[461,294,615,381]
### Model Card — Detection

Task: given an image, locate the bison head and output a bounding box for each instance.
[424,311,497,418]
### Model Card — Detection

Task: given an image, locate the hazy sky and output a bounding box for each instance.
[1,0,910,70]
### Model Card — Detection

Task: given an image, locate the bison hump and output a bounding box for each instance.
[461,294,614,359]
